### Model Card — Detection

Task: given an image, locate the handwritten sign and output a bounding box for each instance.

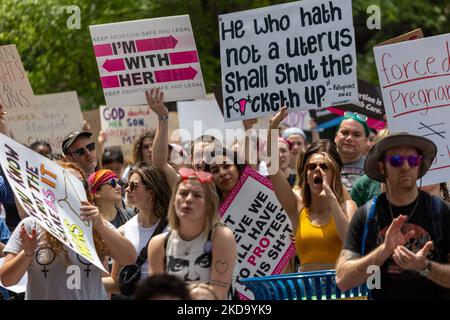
[0,45,39,142]
[281,110,311,130]
[376,28,424,47]
[90,15,206,106]
[374,33,450,185]
[219,167,295,300]
[219,0,358,122]
[0,134,106,272]
[100,105,158,161]
[31,91,83,154]
[177,94,244,143]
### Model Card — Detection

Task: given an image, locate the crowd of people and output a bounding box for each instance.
[0,82,449,300]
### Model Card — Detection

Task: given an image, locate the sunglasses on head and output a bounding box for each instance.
[125,180,147,192]
[305,163,329,171]
[71,142,95,157]
[384,155,422,168]
[344,111,368,122]
[178,167,213,184]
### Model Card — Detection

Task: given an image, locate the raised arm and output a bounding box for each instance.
[208,226,237,300]
[146,88,178,189]
[267,107,300,227]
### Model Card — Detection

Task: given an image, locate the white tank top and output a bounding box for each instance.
[123,215,160,277]
[165,229,212,283]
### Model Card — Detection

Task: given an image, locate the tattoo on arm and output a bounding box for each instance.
[209,279,230,288]
[214,260,229,275]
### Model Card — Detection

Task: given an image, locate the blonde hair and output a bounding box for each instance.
[168,178,220,233]
[188,283,219,300]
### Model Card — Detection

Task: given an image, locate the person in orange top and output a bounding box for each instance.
[268,107,357,272]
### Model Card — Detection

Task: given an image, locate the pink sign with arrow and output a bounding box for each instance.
[90,15,206,106]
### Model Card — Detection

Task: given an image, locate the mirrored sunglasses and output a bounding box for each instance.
[384,155,423,168]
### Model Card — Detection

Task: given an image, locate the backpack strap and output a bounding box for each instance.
[163,230,172,273]
[135,219,167,266]
[361,196,378,256]
[430,195,445,261]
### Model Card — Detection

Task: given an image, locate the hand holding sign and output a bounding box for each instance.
[79,201,103,229]
[145,88,168,117]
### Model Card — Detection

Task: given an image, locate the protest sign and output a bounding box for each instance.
[219,167,295,300]
[90,15,206,106]
[0,134,106,272]
[374,33,450,185]
[177,94,244,144]
[0,45,39,143]
[281,110,311,130]
[32,91,84,154]
[100,105,158,161]
[376,28,424,47]
[219,0,358,122]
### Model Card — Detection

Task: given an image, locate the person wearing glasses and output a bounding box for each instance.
[88,169,133,228]
[334,112,370,192]
[107,164,171,295]
[62,131,98,177]
[268,107,357,272]
[147,167,237,300]
[336,132,450,299]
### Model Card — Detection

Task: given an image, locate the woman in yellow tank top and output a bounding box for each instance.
[269,107,357,272]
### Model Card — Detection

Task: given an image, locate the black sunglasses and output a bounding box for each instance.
[71,142,95,157]
[125,181,147,192]
[305,163,329,171]
[106,178,125,189]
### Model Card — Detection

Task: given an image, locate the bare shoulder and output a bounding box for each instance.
[148,232,168,248]
[213,225,235,240]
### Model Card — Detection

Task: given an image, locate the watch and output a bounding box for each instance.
[419,260,432,277]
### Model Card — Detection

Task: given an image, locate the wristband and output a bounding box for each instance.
[158,115,169,120]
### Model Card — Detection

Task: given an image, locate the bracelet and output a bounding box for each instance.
[24,251,34,258]
[158,115,169,120]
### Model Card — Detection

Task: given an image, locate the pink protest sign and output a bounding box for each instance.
[90,15,205,106]
[219,166,296,300]
[374,33,450,185]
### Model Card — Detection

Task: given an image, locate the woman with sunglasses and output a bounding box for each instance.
[268,107,357,272]
[147,167,237,300]
[107,164,171,295]
[88,169,133,228]
[0,161,136,299]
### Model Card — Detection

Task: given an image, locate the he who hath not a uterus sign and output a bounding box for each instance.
[219,0,358,122]
[90,15,206,106]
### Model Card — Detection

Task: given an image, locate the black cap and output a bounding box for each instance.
[62,131,92,155]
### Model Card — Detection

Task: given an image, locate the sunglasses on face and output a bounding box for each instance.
[125,180,147,192]
[105,178,124,189]
[178,167,213,184]
[344,111,368,122]
[384,155,423,168]
[71,142,95,157]
[305,163,329,171]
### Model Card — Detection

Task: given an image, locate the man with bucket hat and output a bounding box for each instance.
[336,132,450,299]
